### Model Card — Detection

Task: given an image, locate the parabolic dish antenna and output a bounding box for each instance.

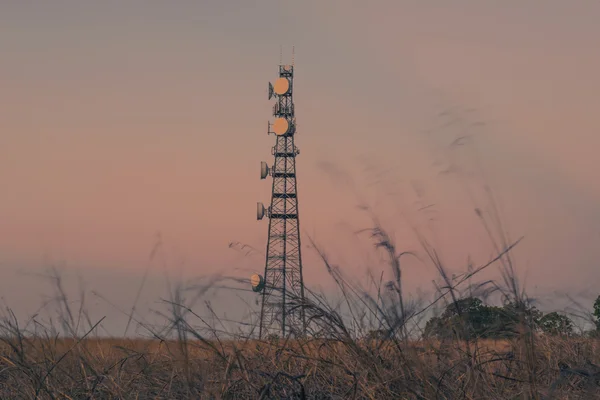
[260,161,270,179]
[251,274,265,292]
[257,202,266,220]
[273,77,290,95]
[272,118,290,136]
[268,82,274,100]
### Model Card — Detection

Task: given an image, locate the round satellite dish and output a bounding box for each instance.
[257,202,266,220]
[251,274,265,292]
[268,82,274,100]
[273,78,290,95]
[272,118,290,136]
[260,161,270,179]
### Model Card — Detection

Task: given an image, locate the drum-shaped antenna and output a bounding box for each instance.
[257,202,266,220]
[251,273,265,292]
[273,77,290,95]
[268,82,274,100]
[272,117,290,136]
[260,161,270,179]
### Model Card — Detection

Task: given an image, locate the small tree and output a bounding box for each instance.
[424,297,519,340]
[538,312,574,336]
[502,300,543,325]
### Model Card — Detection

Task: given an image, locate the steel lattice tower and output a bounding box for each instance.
[255,62,306,339]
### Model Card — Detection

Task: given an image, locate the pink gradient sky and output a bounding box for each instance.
[1,1,600,332]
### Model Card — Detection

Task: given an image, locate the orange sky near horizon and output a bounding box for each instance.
[1,1,600,330]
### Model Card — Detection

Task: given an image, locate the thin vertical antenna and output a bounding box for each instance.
[279,45,283,65]
[292,45,295,67]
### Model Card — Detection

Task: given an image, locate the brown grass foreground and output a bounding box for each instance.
[1,211,599,398]
[0,334,599,399]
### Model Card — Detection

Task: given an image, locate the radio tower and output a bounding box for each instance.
[253,55,306,339]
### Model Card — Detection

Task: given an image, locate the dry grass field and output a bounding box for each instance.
[1,220,599,399]
[0,333,599,399]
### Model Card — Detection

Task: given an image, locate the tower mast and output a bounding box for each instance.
[255,60,306,339]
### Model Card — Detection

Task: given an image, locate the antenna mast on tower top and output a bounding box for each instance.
[254,52,306,339]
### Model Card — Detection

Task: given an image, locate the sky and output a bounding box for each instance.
[1,1,600,335]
